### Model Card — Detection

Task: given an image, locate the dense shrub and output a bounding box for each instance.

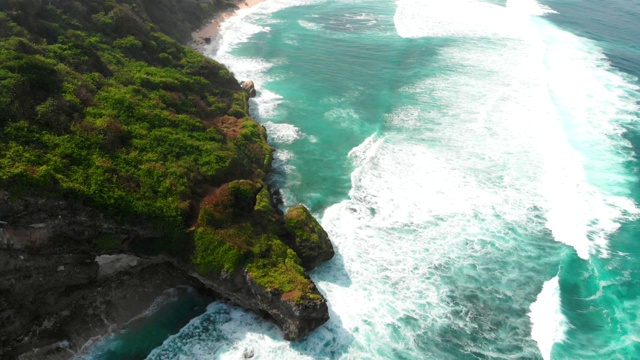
[0,0,268,231]
[0,0,324,302]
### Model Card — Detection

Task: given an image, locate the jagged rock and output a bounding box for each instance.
[284,205,335,271]
[193,268,329,340]
[271,188,284,207]
[241,80,257,97]
[191,180,331,339]
[243,348,255,358]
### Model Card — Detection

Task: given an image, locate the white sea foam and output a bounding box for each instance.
[394,0,555,39]
[271,149,300,206]
[323,107,361,130]
[298,20,322,30]
[388,0,638,357]
[250,89,284,120]
[529,276,569,360]
[262,121,303,144]
[395,0,640,261]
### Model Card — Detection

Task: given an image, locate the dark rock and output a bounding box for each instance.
[0,254,212,359]
[271,188,284,207]
[243,348,255,358]
[284,205,335,271]
[0,251,99,356]
[193,268,329,340]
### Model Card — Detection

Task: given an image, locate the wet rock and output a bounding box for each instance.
[243,348,255,358]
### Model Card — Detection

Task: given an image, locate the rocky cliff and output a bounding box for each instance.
[0,0,333,357]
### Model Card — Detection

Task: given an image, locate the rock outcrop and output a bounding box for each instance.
[284,205,335,270]
[193,268,328,340]
[191,180,331,339]
[0,181,333,355]
[241,80,257,97]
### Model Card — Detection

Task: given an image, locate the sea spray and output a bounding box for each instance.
[528,276,569,360]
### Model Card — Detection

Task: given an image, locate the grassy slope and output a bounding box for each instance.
[0,0,323,300]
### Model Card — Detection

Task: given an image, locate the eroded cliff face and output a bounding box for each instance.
[0,251,99,352]
[0,252,212,359]
[0,0,334,357]
[0,179,333,356]
[0,191,162,254]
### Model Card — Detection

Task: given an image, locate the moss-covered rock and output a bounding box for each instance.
[194,181,320,301]
[191,181,330,339]
[284,205,334,271]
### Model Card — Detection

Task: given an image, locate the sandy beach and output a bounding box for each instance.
[190,0,265,52]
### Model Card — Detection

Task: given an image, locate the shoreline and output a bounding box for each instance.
[190,0,266,52]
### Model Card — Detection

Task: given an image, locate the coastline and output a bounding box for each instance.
[1,0,335,357]
[190,0,266,52]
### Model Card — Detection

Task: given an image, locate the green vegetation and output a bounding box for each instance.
[0,0,267,231]
[193,180,317,301]
[0,0,327,303]
[285,205,326,245]
[284,205,334,270]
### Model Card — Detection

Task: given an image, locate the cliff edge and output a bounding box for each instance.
[0,0,333,356]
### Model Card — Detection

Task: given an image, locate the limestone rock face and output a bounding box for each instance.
[284,205,335,271]
[0,252,209,359]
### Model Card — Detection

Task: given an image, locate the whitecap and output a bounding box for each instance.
[298,20,322,30]
[529,276,569,360]
[262,122,303,144]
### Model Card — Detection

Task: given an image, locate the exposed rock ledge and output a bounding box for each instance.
[0,186,334,357]
[0,250,213,359]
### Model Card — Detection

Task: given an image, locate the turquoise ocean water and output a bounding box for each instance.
[82,0,640,358]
